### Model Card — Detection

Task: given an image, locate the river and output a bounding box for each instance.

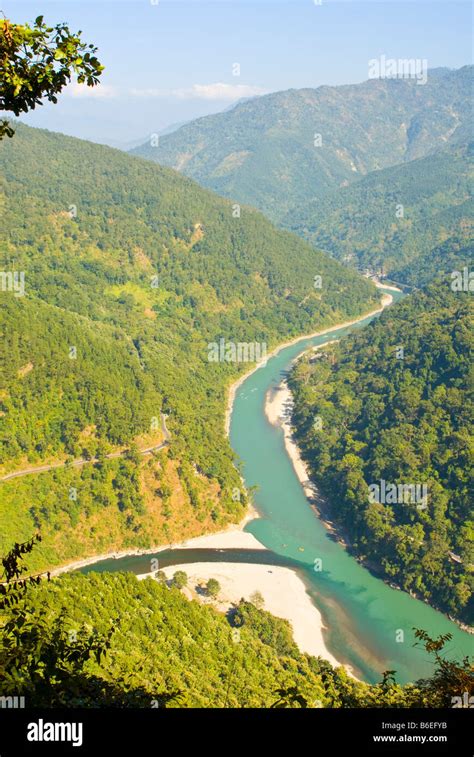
[81,289,473,684]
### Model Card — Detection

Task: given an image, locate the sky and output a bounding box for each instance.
[4,0,473,147]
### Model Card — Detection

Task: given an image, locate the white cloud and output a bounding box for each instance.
[172,83,268,101]
[129,88,168,98]
[67,82,119,99]
[67,82,267,102]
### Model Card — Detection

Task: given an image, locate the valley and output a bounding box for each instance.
[0,7,472,721]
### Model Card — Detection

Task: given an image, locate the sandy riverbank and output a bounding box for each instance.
[375,282,403,292]
[264,290,395,536]
[138,561,342,667]
[50,505,261,577]
[265,379,316,503]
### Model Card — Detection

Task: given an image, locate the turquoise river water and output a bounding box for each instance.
[82,289,473,683]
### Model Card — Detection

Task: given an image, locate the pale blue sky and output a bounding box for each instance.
[5,0,473,146]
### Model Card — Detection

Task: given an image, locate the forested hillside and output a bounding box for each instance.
[289,281,473,624]
[0,568,467,708]
[394,236,474,288]
[284,141,473,279]
[0,123,378,571]
[132,67,472,224]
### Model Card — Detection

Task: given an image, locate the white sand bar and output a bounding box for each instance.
[139,561,341,667]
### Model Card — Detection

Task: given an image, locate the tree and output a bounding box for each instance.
[154,570,167,584]
[0,534,44,609]
[0,14,103,139]
[413,628,474,707]
[271,686,309,708]
[0,538,182,706]
[206,578,220,598]
[0,537,113,703]
[171,570,188,589]
[249,590,265,610]
[124,443,141,465]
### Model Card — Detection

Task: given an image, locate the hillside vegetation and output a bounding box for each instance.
[0,123,377,570]
[1,569,469,708]
[394,235,474,288]
[289,281,473,624]
[284,141,473,279]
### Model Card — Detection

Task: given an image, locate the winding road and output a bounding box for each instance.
[0,414,170,483]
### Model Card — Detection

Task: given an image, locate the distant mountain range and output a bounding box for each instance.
[131,67,472,216]
[132,66,473,282]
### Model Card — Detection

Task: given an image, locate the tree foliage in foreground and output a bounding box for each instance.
[0,15,103,139]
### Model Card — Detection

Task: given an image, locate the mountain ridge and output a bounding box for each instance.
[131,66,473,224]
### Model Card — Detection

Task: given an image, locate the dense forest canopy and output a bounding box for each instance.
[1,564,471,708]
[289,280,473,625]
[284,141,473,281]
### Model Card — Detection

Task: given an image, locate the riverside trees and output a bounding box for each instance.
[289,281,473,624]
